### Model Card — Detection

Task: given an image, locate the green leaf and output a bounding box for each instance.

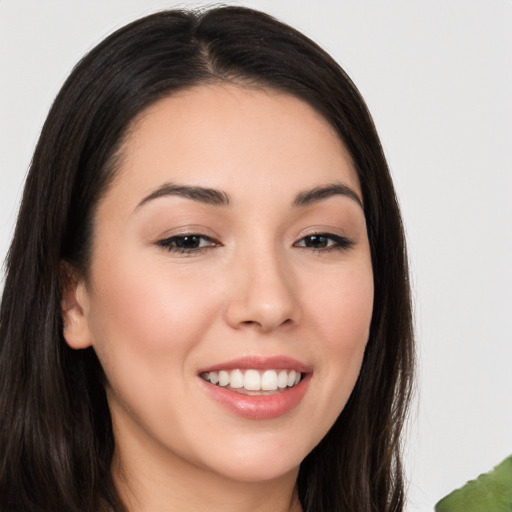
[435,455,512,512]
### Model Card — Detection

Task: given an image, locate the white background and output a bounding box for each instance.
[1,1,511,510]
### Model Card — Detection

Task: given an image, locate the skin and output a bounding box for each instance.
[62,85,374,512]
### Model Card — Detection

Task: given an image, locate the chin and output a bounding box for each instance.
[210,457,301,484]
[190,431,311,484]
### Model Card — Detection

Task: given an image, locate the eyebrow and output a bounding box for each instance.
[293,183,363,209]
[136,181,362,210]
[137,183,231,209]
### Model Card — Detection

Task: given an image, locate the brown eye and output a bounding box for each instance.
[294,233,353,251]
[157,234,218,253]
[302,235,330,248]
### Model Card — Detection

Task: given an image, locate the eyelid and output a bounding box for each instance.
[152,223,221,243]
[293,231,354,251]
[156,233,217,246]
[156,232,221,255]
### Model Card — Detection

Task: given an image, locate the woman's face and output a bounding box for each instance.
[65,85,373,485]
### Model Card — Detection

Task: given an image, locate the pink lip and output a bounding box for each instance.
[198,355,311,374]
[199,374,311,420]
[198,355,312,420]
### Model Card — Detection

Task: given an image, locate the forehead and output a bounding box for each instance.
[107,84,360,206]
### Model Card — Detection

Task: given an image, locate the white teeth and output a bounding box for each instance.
[278,370,288,389]
[202,368,302,391]
[261,370,278,391]
[218,370,229,387]
[244,369,261,390]
[230,369,244,388]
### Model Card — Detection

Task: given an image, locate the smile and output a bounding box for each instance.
[198,356,311,419]
[200,369,302,394]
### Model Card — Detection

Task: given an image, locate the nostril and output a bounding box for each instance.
[238,317,294,332]
[240,320,258,327]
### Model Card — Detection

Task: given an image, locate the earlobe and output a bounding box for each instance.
[61,264,93,349]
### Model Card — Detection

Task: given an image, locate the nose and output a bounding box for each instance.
[223,247,302,333]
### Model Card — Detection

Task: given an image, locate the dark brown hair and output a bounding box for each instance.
[0,7,414,511]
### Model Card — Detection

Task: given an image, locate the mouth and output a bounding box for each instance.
[200,368,302,395]
[198,356,311,419]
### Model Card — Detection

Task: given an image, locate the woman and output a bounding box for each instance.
[0,6,414,512]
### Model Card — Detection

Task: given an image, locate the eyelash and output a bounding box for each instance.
[293,233,354,252]
[156,233,353,255]
[156,234,218,255]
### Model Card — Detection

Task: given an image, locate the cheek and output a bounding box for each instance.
[304,265,373,415]
[84,257,225,455]
[309,264,374,350]
[85,255,221,377]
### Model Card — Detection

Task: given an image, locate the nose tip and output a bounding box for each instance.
[224,257,302,333]
[225,298,297,333]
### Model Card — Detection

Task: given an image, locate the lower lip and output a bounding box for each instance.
[200,375,311,420]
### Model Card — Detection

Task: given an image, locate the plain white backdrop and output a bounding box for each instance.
[1,1,511,510]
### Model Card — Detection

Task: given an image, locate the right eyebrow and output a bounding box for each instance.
[293,183,363,209]
[135,182,231,211]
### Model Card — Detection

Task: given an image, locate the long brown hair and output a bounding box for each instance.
[0,7,414,511]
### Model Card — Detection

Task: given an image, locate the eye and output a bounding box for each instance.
[294,233,353,252]
[156,234,218,254]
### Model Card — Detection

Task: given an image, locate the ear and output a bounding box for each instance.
[60,263,93,349]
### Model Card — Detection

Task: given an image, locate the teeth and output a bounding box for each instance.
[230,369,244,388]
[201,369,302,391]
[261,370,278,391]
[278,370,288,389]
[244,369,261,391]
[218,370,229,387]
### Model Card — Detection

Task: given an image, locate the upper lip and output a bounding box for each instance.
[198,355,311,374]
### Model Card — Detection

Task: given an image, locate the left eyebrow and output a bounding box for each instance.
[293,183,363,209]
[136,182,231,210]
